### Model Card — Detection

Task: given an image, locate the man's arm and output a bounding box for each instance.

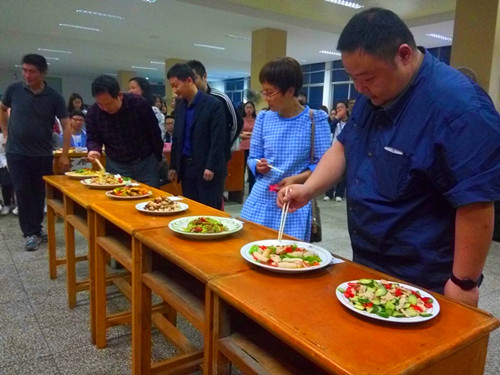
[444,202,494,306]
[58,117,71,173]
[0,103,9,143]
[205,100,226,175]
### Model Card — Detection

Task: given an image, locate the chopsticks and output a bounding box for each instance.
[254,159,284,174]
[278,187,290,243]
[95,159,105,171]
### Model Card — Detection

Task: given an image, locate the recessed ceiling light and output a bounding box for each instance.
[225,34,249,41]
[38,48,72,54]
[59,23,101,32]
[194,43,225,50]
[44,57,60,61]
[324,0,364,9]
[150,61,165,65]
[319,50,342,56]
[425,33,452,41]
[132,66,158,71]
[76,9,125,20]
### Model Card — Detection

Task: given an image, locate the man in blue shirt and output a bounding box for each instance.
[167,63,226,209]
[279,8,500,307]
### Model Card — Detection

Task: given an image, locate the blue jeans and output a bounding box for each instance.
[7,153,53,237]
[105,154,160,188]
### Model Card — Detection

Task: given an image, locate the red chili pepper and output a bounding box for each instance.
[200,217,207,222]
[384,283,393,289]
[424,302,433,308]
[411,304,423,312]
[394,288,403,297]
[283,246,293,253]
[363,302,374,308]
[193,227,202,232]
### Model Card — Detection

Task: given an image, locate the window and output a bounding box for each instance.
[428,46,452,65]
[330,60,358,106]
[224,78,246,106]
[302,62,325,109]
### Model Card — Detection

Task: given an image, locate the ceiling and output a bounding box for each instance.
[0,0,456,83]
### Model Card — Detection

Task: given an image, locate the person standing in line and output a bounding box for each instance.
[128,77,165,139]
[278,7,500,306]
[86,75,164,187]
[239,101,256,194]
[167,63,226,209]
[0,54,71,251]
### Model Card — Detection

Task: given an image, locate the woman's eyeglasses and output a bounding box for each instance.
[260,90,281,99]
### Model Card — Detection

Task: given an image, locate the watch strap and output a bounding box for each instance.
[450,272,483,291]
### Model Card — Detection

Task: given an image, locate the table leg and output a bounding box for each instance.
[94,212,108,348]
[88,209,96,345]
[47,204,57,279]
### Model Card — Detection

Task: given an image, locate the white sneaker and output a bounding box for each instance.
[335,197,342,202]
[0,206,10,216]
[323,196,331,201]
[12,206,18,215]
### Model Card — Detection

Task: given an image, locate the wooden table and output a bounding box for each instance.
[209,262,500,375]
[162,149,245,202]
[91,193,228,352]
[132,220,294,375]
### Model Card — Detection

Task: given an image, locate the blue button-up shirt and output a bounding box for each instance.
[337,49,500,292]
[182,89,202,156]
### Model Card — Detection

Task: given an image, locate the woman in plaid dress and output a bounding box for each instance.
[240,57,331,241]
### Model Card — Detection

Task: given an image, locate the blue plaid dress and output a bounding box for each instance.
[240,106,331,241]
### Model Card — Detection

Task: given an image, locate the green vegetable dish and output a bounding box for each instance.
[338,279,434,319]
[249,244,322,269]
[183,217,228,233]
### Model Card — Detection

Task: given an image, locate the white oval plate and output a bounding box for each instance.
[105,190,152,200]
[168,216,243,238]
[240,239,333,273]
[336,280,440,323]
[65,171,99,179]
[136,201,189,215]
[80,178,125,190]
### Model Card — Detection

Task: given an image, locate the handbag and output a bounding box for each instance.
[309,110,322,243]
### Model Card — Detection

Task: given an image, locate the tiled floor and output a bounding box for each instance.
[0,197,499,374]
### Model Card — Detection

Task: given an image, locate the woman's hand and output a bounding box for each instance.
[255,158,271,175]
[277,184,312,213]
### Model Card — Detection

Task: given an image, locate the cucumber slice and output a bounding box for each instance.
[358,279,373,285]
[375,286,387,297]
[408,294,418,305]
[420,313,433,317]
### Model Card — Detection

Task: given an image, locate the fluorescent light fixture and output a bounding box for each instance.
[194,43,225,50]
[15,64,22,68]
[150,61,165,65]
[103,73,118,76]
[324,0,364,9]
[132,66,158,71]
[59,23,101,32]
[425,33,452,41]
[319,50,342,56]
[142,0,157,3]
[76,9,125,20]
[38,48,72,54]
[44,57,60,61]
[225,34,249,41]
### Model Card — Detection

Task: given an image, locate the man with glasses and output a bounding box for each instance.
[0,53,71,251]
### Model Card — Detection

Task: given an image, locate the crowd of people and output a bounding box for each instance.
[0,7,499,308]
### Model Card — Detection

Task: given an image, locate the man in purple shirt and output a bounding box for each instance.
[86,75,164,187]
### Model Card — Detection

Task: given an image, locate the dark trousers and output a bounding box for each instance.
[325,178,346,199]
[244,150,255,195]
[106,153,160,188]
[180,160,223,209]
[6,153,53,237]
[0,167,14,206]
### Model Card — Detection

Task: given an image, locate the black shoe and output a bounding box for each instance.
[38,230,48,242]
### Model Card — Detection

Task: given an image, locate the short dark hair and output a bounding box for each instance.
[259,57,303,96]
[337,7,417,62]
[165,115,175,121]
[91,75,121,98]
[70,109,85,118]
[186,60,207,78]
[129,76,151,99]
[68,93,85,112]
[166,63,195,81]
[22,54,48,73]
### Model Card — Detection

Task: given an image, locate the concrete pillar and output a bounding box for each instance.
[250,28,287,108]
[117,70,135,92]
[450,0,500,109]
[164,58,187,103]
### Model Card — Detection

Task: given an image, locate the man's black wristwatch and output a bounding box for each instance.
[450,272,484,291]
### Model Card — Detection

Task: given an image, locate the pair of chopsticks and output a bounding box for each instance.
[278,187,290,243]
[95,159,105,171]
[254,159,284,174]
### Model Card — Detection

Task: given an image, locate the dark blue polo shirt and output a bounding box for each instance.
[2,81,68,156]
[182,89,203,157]
[337,49,500,292]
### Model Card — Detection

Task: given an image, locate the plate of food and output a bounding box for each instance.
[105,186,152,199]
[136,196,189,215]
[80,174,126,189]
[336,279,440,323]
[65,168,99,179]
[168,216,243,239]
[240,240,333,273]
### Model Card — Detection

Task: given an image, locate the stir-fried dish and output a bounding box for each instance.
[89,172,123,185]
[69,168,96,175]
[338,279,434,318]
[249,244,322,269]
[144,196,181,212]
[108,187,149,197]
[183,217,228,233]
